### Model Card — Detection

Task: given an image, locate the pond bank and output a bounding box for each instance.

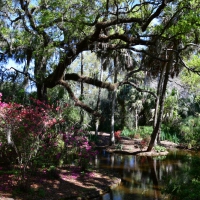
[95,132,179,156]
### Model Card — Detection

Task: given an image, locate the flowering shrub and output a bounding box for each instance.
[62,132,98,171]
[0,91,98,191]
[114,130,121,143]
[139,136,150,150]
[78,139,98,171]
[0,93,66,186]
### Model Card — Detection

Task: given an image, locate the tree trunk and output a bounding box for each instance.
[110,57,118,145]
[110,90,116,145]
[95,118,99,137]
[154,65,165,128]
[154,64,165,144]
[135,108,138,130]
[95,59,103,136]
[34,54,48,102]
[147,50,173,151]
[80,53,84,125]
[36,83,47,102]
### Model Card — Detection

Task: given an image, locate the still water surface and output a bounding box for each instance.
[94,149,197,200]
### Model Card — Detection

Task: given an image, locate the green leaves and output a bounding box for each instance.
[39,10,58,25]
[181,54,200,92]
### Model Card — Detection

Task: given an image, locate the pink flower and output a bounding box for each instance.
[56,106,60,111]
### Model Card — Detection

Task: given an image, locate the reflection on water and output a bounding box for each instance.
[95,149,195,200]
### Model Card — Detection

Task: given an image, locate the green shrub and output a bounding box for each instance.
[120,126,152,139]
[154,145,166,152]
[121,127,136,138]
[62,106,81,126]
[180,116,200,149]
[160,131,180,143]
[160,122,182,143]
[164,156,200,200]
[138,126,153,138]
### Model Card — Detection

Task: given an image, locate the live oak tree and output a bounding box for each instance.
[0,0,200,148]
[0,0,173,106]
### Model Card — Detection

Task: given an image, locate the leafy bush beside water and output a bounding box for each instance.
[120,118,200,149]
[163,156,200,200]
[180,116,200,149]
[161,116,200,148]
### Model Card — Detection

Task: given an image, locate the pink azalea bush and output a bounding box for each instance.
[0,93,66,185]
[62,131,98,171]
[0,92,98,188]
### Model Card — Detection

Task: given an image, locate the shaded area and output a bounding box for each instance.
[0,166,121,200]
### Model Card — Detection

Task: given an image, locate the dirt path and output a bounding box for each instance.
[96,132,178,156]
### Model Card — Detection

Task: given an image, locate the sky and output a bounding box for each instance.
[4,59,36,92]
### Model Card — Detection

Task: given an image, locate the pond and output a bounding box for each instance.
[94,149,198,200]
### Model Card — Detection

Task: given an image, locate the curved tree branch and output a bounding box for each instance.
[9,67,36,83]
[142,0,174,32]
[122,81,157,98]
[58,80,101,118]
[179,55,200,75]
[64,73,118,91]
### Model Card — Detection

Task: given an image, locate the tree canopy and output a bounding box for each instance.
[0,0,198,98]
